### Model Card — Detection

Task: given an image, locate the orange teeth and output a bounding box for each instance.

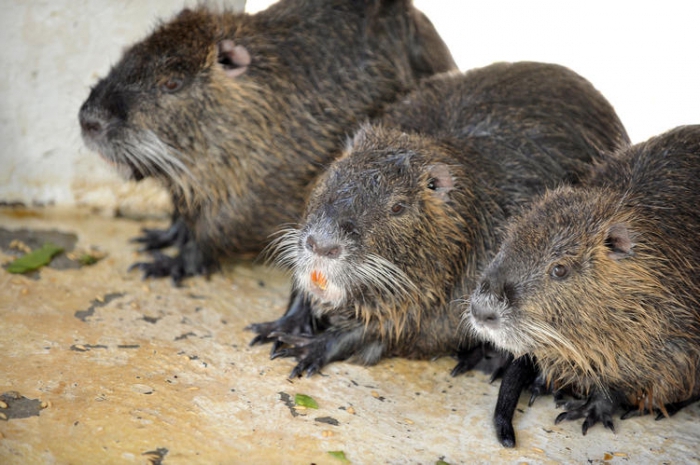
[311,270,328,290]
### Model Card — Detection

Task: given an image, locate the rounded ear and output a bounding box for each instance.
[606,223,634,260]
[217,39,250,78]
[176,8,193,19]
[427,163,454,201]
[346,122,378,153]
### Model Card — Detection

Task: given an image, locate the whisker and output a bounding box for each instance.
[263,228,301,268]
[355,254,417,301]
[126,130,204,205]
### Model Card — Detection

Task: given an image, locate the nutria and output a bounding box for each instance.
[248,61,630,378]
[469,125,700,439]
[78,0,457,283]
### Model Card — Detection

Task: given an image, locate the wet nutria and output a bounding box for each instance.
[249,61,630,378]
[78,0,457,283]
[469,125,700,438]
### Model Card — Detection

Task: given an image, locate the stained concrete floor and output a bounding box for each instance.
[0,206,698,465]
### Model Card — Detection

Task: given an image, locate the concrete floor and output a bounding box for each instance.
[0,206,698,464]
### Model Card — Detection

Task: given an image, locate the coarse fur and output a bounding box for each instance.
[469,125,700,434]
[251,62,630,377]
[78,0,457,282]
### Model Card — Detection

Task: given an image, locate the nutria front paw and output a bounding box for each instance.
[246,292,316,358]
[129,250,211,285]
[131,227,178,251]
[554,392,617,435]
[131,217,189,251]
[129,252,187,283]
[267,333,328,378]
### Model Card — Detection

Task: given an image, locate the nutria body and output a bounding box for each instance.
[250,62,630,377]
[78,0,457,282]
[469,125,700,436]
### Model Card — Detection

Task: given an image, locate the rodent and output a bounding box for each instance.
[249,61,630,378]
[77,0,457,283]
[469,125,700,438]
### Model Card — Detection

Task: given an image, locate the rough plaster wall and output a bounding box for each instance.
[1,0,699,210]
[0,0,245,215]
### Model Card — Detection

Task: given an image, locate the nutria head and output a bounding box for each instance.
[78,8,259,197]
[468,182,698,403]
[272,124,497,333]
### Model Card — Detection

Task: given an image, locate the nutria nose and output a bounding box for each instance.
[306,235,342,259]
[79,107,105,137]
[470,298,500,325]
[80,118,103,136]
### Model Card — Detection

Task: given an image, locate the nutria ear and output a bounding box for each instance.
[217,39,250,78]
[427,163,454,201]
[176,8,193,19]
[606,223,634,260]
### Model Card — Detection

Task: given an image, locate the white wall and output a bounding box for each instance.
[412,0,700,144]
[1,0,698,211]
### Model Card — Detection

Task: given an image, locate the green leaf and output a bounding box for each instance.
[77,254,98,266]
[294,393,319,409]
[436,460,451,465]
[328,451,349,462]
[6,242,64,274]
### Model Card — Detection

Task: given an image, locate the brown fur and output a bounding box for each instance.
[261,62,630,375]
[78,0,456,280]
[470,125,700,413]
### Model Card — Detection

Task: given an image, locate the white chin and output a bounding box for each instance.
[469,316,525,355]
[298,278,347,308]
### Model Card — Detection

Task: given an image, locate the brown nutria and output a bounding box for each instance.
[469,125,700,439]
[77,0,457,283]
[248,61,630,378]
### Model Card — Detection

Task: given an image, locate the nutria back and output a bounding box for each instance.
[381,62,630,214]
[264,62,630,373]
[470,125,700,416]
[78,0,456,274]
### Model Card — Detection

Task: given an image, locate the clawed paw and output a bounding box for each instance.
[131,227,176,251]
[554,395,616,435]
[274,335,327,378]
[128,252,195,285]
[130,218,189,251]
[246,292,317,359]
[289,356,325,379]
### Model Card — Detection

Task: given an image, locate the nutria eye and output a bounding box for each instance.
[427,179,436,190]
[551,264,569,279]
[161,78,183,93]
[390,203,405,215]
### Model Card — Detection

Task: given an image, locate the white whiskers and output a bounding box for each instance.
[353,253,418,302]
[264,228,301,269]
[106,129,201,203]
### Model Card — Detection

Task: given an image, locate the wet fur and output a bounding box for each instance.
[79,0,457,279]
[471,125,700,423]
[257,62,630,373]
